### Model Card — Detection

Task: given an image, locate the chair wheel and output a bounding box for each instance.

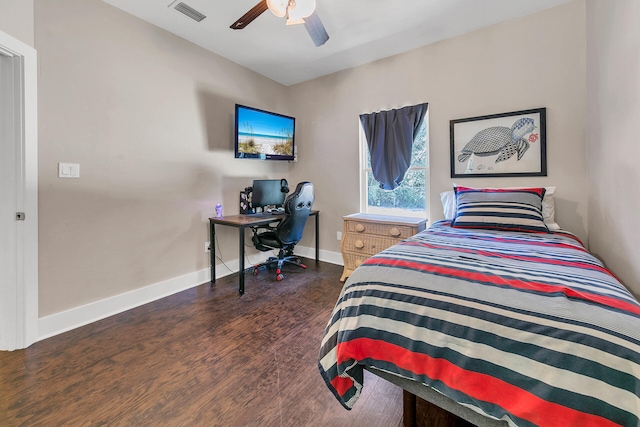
[276,274,284,281]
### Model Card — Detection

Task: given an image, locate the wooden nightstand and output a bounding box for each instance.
[340,213,427,282]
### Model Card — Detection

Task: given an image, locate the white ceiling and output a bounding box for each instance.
[103,0,571,86]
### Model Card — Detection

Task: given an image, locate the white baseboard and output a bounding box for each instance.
[293,245,344,266]
[37,246,343,341]
[37,268,214,341]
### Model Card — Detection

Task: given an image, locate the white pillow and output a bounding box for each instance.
[540,186,559,230]
[440,190,456,220]
[440,185,560,230]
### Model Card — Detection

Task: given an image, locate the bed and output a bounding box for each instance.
[318,187,640,427]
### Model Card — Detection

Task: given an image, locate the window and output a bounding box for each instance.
[360,113,429,218]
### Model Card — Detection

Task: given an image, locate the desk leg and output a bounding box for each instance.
[315,212,319,263]
[210,220,216,285]
[239,226,245,296]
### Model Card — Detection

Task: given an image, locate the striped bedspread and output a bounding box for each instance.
[318,221,640,427]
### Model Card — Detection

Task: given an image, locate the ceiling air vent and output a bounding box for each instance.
[174,2,206,22]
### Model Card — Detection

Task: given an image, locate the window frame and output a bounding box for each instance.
[359,114,430,218]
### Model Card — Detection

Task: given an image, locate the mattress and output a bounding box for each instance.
[318,221,640,426]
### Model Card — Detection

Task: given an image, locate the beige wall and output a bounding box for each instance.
[14,0,637,318]
[586,0,640,294]
[35,0,291,316]
[0,0,34,46]
[290,1,588,254]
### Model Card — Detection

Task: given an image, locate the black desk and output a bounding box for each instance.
[209,211,319,295]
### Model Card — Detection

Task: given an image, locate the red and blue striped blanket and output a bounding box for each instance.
[318,221,640,426]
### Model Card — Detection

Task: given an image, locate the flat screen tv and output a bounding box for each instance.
[234,104,295,161]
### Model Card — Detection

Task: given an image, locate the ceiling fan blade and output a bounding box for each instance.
[304,11,329,47]
[230,0,268,30]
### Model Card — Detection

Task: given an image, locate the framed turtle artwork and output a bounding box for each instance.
[450,108,547,178]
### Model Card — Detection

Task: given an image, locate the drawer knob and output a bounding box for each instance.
[389,227,401,237]
[354,240,365,249]
[355,223,366,232]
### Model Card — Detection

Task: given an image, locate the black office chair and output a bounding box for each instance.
[251,182,314,281]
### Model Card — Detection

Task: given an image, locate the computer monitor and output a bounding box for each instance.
[251,179,287,210]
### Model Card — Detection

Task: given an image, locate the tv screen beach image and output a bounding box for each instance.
[236,106,294,158]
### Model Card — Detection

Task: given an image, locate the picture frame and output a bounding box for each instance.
[450,108,546,178]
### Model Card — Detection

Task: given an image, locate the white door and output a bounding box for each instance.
[0,31,38,351]
[0,51,19,349]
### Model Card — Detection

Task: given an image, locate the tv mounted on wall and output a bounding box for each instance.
[234,104,295,161]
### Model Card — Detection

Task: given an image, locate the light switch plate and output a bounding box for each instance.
[59,163,80,178]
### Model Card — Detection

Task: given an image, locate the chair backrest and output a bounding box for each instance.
[276,182,314,246]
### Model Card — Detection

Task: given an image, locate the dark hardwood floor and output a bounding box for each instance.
[0,259,405,426]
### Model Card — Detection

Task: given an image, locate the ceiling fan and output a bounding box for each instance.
[230,0,329,47]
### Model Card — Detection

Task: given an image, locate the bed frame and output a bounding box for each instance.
[367,368,508,427]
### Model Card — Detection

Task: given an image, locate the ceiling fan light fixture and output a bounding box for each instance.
[286,0,316,21]
[230,0,328,47]
[285,17,305,25]
[266,0,287,18]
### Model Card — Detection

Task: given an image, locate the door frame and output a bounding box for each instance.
[0,30,38,350]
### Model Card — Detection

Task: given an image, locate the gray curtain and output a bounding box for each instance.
[359,103,428,190]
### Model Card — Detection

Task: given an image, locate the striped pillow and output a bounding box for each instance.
[452,186,549,233]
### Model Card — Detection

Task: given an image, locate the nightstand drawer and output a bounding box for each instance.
[342,233,399,255]
[345,221,415,239]
[342,252,370,270]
